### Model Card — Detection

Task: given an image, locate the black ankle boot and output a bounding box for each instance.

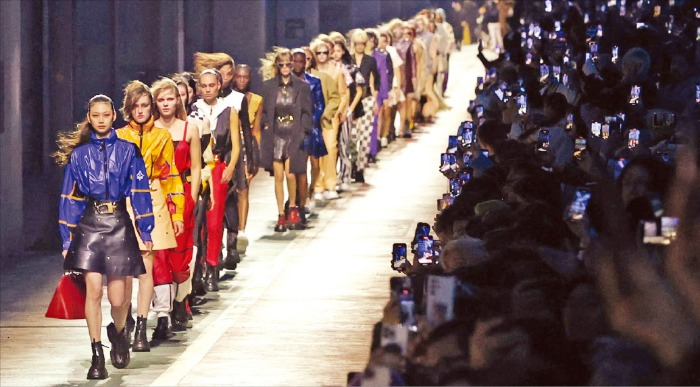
[106,323,130,369]
[192,261,207,296]
[125,304,135,338]
[171,300,192,331]
[224,232,240,270]
[132,316,150,352]
[152,316,173,340]
[87,341,108,379]
[205,265,219,292]
[355,169,365,183]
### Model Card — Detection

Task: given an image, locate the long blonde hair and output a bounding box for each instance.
[53,95,115,166]
[193,52,234,74]
[151,78,187,121]
[259,47,292,82]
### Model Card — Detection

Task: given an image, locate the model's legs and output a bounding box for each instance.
[273,160,286,215]
[238,187,249,232]
[85,272,104,342]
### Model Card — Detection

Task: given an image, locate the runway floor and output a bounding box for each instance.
[0,46,481,386]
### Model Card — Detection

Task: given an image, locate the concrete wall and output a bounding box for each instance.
[0,0,441,268]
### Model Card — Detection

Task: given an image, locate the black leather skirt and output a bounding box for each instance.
[64,199,145,277]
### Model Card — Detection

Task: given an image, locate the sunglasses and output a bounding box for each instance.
[277,62,292,68]
[315,51,329,55]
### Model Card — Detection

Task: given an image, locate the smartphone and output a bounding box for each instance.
[575,137,586,151]
[553,65,561,82]
[589,42,599,61]
[476,77,484,90]
[440,153,457,172]
[642,217,679,245]
[488,67,497,80]
[695,83,700,104]
[537,129,551,151]
[414,222,431,242]
[416,236,436,265]
[566,113,574,131]
[554,20,561,32]
[591,122,602,137]
[440,194,454,210]
[545,0,552,12]
[458,168,472,186]
[480,149,489,158]
[461,123,475,147]
[566,187,592,221]
[597,24,603,38]
[449,178,462,197]
[610,157,630,180]
[656,151,671,164]
[652,112,663,128]
[562,73,569,86]
[539,63,550,81]
[584,12,589,24]
[390,276,412,301]
[447,135,459,153]
[628,128,640,149]
[525,52,533,65]
[476,105,484,118]
[602,123,610,139]
[665,113,675,127]
[517,94,527,115]
[391,243,408,270]
[629,85,641,105]
[612,46,619,63]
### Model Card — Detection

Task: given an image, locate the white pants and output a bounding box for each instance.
[152,283,175,318]
[487,22,503,51]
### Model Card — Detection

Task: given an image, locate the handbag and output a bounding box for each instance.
[45,271,86,320]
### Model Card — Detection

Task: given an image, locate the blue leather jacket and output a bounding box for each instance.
[303,72,325,131]
[59,129,154,250]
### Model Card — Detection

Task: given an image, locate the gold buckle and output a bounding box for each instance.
[96,202,115,214]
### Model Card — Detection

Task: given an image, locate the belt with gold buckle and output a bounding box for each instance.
[276,115,294,124]
[89,199,123,214]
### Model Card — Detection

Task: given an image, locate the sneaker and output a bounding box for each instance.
[380,137,388,147]
[323,190,339,200]
[287,207,301,230]
[274,215,287,232]
[313,192,324,201]
[236,231,248,254]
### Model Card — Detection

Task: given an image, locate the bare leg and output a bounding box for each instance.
[309,157,320,196]
[273,160,286,215]
[85,272,104,342]
[285,159,297,206]
[106,275,128,331]
[136,250,154,317]
[237,187,249,232]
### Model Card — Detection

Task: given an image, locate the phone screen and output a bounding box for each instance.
[440,153,457,171]
[416,237,436,265]
[391,244,408,270]
[447,135,458,153]
[629,85,641,105]
[628,129,640,149]
[575,137,586,150]
[537,129,550,150]
[517,94,527,115]
[591,122,602,137]
[461,123,475,147]
[449,178,462,197]
[414,223,431,242]
[612,46,619,63]
[459,168,472,186]
[610,158,630,180]
[602,124,610,139]
[566,187,592,221]
[476,105,484,118]
[643,217,679,245]
[540,64,549,81]
[695,84,700,104]
[553,65,561,82]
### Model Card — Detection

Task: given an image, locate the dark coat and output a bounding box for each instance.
[260,75,314,174]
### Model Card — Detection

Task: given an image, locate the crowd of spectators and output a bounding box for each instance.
[349,0,700,385]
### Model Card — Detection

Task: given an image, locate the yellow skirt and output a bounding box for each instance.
[127,179,177,251]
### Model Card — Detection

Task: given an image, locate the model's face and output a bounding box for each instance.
[277,55,292,77]
[366,38,376,51]
[379,36,389,50]
[292,53,306,75]
[177,84,188,107]
[88,102,116,137]
[353,40,366,55]
[315,45,330,64]
[416,19,425,32]
[220,64,234,89]
[199,73,220,104]
[233,68,250,92]
[155,89,178,119]
[392,27,402,40]
[131,94,152,124]
[187,84,194,103]
[332,44,344,62]
[304,49,314,70]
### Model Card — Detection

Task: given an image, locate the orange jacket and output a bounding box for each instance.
[117,117,185,222]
